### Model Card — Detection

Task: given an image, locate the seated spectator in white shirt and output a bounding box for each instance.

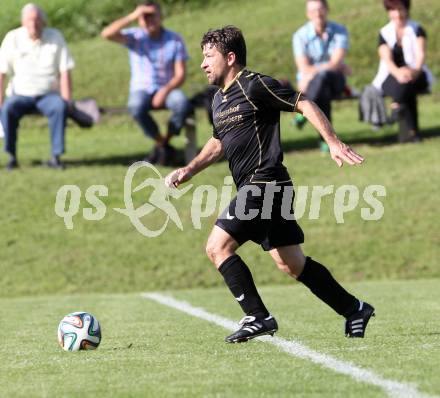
[0,3,74,170]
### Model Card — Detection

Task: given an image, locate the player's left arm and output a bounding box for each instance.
[250,75,300,112]
[251,75,362,166]
[296,97,364,167]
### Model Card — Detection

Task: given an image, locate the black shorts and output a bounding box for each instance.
[215,183,304,251]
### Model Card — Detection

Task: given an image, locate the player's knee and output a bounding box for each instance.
[276,256,305,279]
[205,241,218,264]
[276,260,297,278]
[205,241,235,267]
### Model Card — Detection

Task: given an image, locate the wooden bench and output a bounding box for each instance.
[334,86,430,141]
[100,106,197,164]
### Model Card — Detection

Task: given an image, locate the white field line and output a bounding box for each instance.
[142,292,437,398]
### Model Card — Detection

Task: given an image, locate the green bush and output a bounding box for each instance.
[1,0,438,104]
[0,0,225,41]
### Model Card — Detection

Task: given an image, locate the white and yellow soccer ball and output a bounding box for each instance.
[57,312,101,351]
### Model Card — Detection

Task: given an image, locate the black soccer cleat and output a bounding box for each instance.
[345,301,375,338]
[225,315,278,343]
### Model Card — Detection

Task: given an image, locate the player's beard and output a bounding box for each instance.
[208,73,224,87]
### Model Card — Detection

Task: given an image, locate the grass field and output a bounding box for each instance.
[1,279,439,397]
[1,98,439,296]
[1,0,439,396]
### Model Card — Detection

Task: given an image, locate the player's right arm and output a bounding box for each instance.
[165,137,223,187]
[100,6,147,44]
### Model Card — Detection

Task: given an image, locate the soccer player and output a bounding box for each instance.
[165,26,374,343]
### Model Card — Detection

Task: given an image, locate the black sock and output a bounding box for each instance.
[297,257,359,318]
[218,254,269,319]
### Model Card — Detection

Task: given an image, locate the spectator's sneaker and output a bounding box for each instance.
[398,131,422,144]
[43,157,65,170]
[225,315,278,343]
[294,114,307,129]
[345,301,375,338]
[388,105,404,124]
[6,157,18,170]
[158,144,176,166]
[144,145,162,164]
[319,141,330,152]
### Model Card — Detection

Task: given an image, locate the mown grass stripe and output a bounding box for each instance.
[142,292,436,398]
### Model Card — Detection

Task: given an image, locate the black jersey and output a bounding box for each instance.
[212,69,300,188]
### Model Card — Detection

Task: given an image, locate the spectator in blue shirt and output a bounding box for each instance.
[292,0,351,150]
[101,1,192,165]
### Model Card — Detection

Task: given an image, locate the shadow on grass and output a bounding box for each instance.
[58,148,192,168]
[62,152,156,167]
[283,125,440,153]
[383,331,440,337]
[35,125,439,168]
[29,147,214,168]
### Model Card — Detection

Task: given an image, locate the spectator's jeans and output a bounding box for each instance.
[306,70,346,122]
[128,89,192,140]
[1,92,67,157]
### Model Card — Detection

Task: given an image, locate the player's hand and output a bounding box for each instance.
[328,139,364,167]
[164,167,193,188]
[152,87,168,109]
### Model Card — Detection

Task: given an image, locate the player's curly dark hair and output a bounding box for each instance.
[200,26,247,67]
[383,0,410,11]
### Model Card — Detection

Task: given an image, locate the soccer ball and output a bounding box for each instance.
[57,312,101,351]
